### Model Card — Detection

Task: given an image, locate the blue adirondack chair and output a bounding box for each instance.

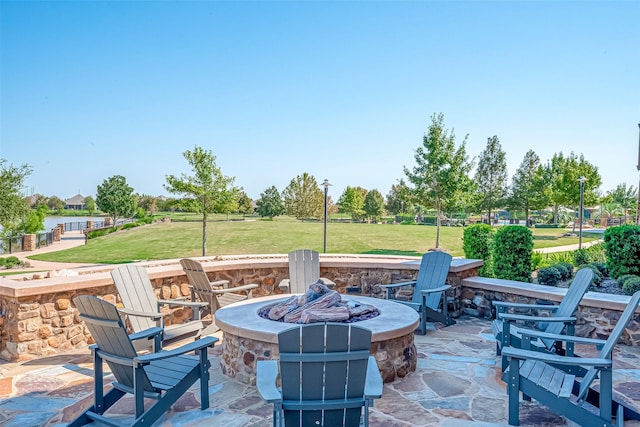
[70,295,217,427]
[492,268,593,373]
[381,251,454,334]
[502,291,640,427]
[257,323,383,427]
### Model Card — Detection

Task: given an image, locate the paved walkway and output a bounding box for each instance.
[1,317,640,426]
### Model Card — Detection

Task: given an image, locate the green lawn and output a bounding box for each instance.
[28,220,599,264]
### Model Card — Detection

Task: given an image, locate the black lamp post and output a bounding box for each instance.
[578,176,586,249]
[321,179,332,253]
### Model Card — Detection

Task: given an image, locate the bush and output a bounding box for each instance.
[537,266,562,286]
[87,229,110,239]
[462,224,495,277]
[4,256,20,269]
[623,276,640,296]
[493,226,534,282]
[0,257,6,267]
[617,274,639,287]
[578,264,604,286]
[590,261,608,277]
[122,222,138,230]
[551,263,569,281]
[604,225,640,278]
[573,249,590,267]
[557,262,574,280]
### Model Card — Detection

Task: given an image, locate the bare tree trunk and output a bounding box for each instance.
[202,213,207,257]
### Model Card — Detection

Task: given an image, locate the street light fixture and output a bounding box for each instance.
[578,176,587,250]
[321,179,332,253]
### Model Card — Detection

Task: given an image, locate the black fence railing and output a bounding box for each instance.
[0,235,24,255]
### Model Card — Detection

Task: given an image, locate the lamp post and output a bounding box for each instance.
[578,176,587,250]
[321,179,332,253]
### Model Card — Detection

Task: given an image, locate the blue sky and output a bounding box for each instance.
[1,1,639,201]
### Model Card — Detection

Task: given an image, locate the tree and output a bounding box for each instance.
[96,175,137,228]
[404,113,473,249]
[338,186,367,220]
[282,173,324,220]
[0,159,32,236]
[474,135,508,220]
[385,179,413,216]
[46,195,65,211]
[237,191,254,217]
[544,152,601,229]
[20,205,47,234]
[216,188,240,220]
[165,146,237,256]
[363,189,385,222]
[507,150,549,226]
[606,183,637,224]
[84,195,96,215]
[256,186,285,218]
[137,194,157,214]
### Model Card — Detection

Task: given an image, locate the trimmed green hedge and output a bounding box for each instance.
[493,226,534,282]
[604,225,640,279]
[462,224,494,277]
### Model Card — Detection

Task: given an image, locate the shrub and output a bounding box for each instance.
[4,256,19,269]
[531,252,548,270]
[87,229,110,239]
[557,262,574,280]
[551,263,569,281]
[493,226,534,282]
[462,224,495,277]
[604,225,640,278]
[573,249,590,267]
[537,266,562,286]
[122,222,138,230]
[0,257,6,267]
[623,276,640,296]
[578,264,603,286]
[590,261,608,277]
[617,274,639,287]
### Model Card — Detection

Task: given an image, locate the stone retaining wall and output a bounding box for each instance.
[461,276,640,346]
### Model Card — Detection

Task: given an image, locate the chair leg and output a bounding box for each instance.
[507,358,521,426]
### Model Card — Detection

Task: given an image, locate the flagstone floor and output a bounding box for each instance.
[2,316,640,426]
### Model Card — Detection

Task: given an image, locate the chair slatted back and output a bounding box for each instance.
[288,249,321,294]
[412,252,453,309]
[74,295,154,392]
[180,258,219,311]
[111,264,161,333]
[540,268,593,349]
[279,323,371,427]
[578,291,640,401]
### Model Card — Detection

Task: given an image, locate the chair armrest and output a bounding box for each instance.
[319,278,336,288]
[209,283,259,294]
[128,327,163,342]
[257,360,282,403]
[498,313,575,323]
[364,356,383,399]
[493,301,560,311]
[502,346,611,368]
[135,336,218,364]
[157,299,209,308]
[210,280,230,288]
[517,328,607,347]
[420,284,451,295]
[118,307,165,320]
[379,281,417,290]
[278,279,291,291]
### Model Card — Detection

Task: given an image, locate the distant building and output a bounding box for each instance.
[65,194,86,210]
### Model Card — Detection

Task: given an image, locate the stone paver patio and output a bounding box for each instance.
[2,316,640,426]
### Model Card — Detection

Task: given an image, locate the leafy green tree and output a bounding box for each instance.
[0,159,32,236]
[96,175,137,228]
[84,195,96,215]
[338,186,367,220]
[363,189,385,222]
[237,191,254,217]
[46,195,65,211]
[404,113,473,249]
[606,183,637,224]
[216,188,240,220]
[256,186,285,218]
[507,150,549,226]
[19,203,47,233]
[545,152,601,230]
[137,194,157,215]
[282,173,324,220]
[165,146,236,256]
[474,135,508,220]
[385,179,414,215]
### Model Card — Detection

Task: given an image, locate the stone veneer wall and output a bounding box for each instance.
[0,255,481,361]
[461,276,640,346]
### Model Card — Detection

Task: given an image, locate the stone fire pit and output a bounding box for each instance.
[215,294,419,384]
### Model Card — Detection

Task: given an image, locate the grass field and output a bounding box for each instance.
[28,219,600,264]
